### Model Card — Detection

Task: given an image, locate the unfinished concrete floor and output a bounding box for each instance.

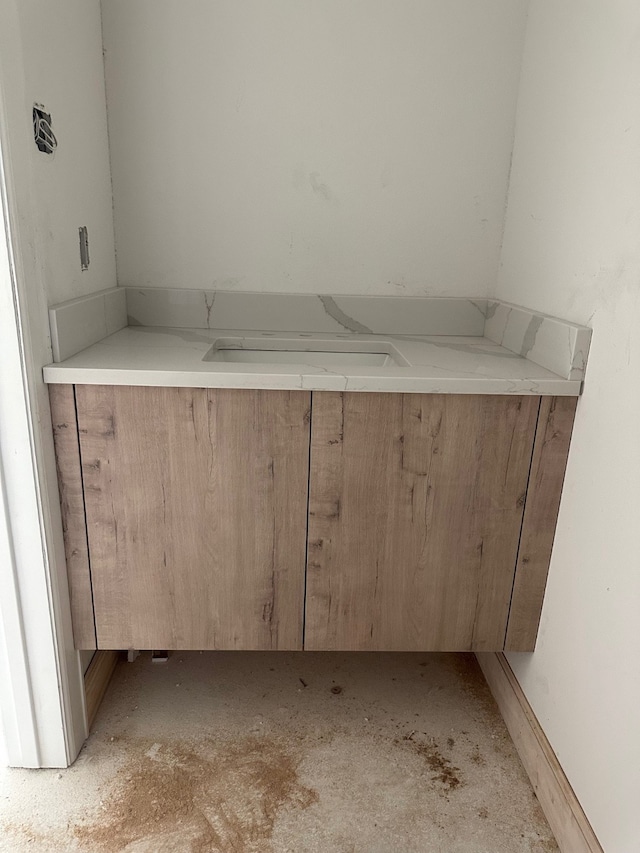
[0,652,557,853]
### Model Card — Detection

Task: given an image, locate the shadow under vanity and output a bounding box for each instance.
[44,289,590,654]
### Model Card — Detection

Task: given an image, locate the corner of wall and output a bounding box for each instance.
[99,0,119,289]
[491,0,532,300]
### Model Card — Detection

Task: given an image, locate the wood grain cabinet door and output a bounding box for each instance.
[76,386,311,650]
[304,392,540,651]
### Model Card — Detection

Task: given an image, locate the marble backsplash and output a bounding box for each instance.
[484,300,591,382]
[48,286,591,382]
[49,287,127,362]
[125,289,488,337]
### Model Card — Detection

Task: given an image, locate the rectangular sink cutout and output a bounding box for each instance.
[203,338,409,368]
[211,349,393,366]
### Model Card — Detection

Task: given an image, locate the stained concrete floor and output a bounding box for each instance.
[0,652,558,853]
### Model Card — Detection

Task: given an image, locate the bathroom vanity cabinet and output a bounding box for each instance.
[49,385,576,655]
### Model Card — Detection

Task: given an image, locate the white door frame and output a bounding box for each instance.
[0,0,87,768]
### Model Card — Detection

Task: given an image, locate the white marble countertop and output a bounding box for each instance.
[43,325,583,395]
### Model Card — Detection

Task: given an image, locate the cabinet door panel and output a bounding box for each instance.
[49,385,96,649]
[505,396,577,651]
[76,386,310,650]
[305,393,539,651]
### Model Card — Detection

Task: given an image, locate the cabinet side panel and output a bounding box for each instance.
[505,396,578,651]
[48,385,96,649]
[76,386,310,650]
[305,393,539,651]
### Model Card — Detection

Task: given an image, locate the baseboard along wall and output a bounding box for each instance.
[83,650,119,730]
[476,653,604,853]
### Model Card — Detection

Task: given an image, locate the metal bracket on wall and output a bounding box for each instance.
[79,226,90,271]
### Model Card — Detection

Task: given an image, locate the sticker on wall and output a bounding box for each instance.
[33,104,57,154]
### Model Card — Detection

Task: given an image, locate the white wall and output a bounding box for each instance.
[0,0,117,765]
[101,0,528,296]
[17,0,116,304]
[496,3,640,850]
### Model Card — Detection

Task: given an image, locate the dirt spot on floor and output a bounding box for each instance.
[471,744,486,766]
[450,655,502,719]
[0,821,51,848]
[73,735,318,853]
[395,734,463,795]
[414,741,462,792]
[477,807,489,819]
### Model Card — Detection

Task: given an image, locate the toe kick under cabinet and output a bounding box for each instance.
[49,386,576,654]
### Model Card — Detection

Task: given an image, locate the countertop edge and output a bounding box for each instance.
[42,364,582,396]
